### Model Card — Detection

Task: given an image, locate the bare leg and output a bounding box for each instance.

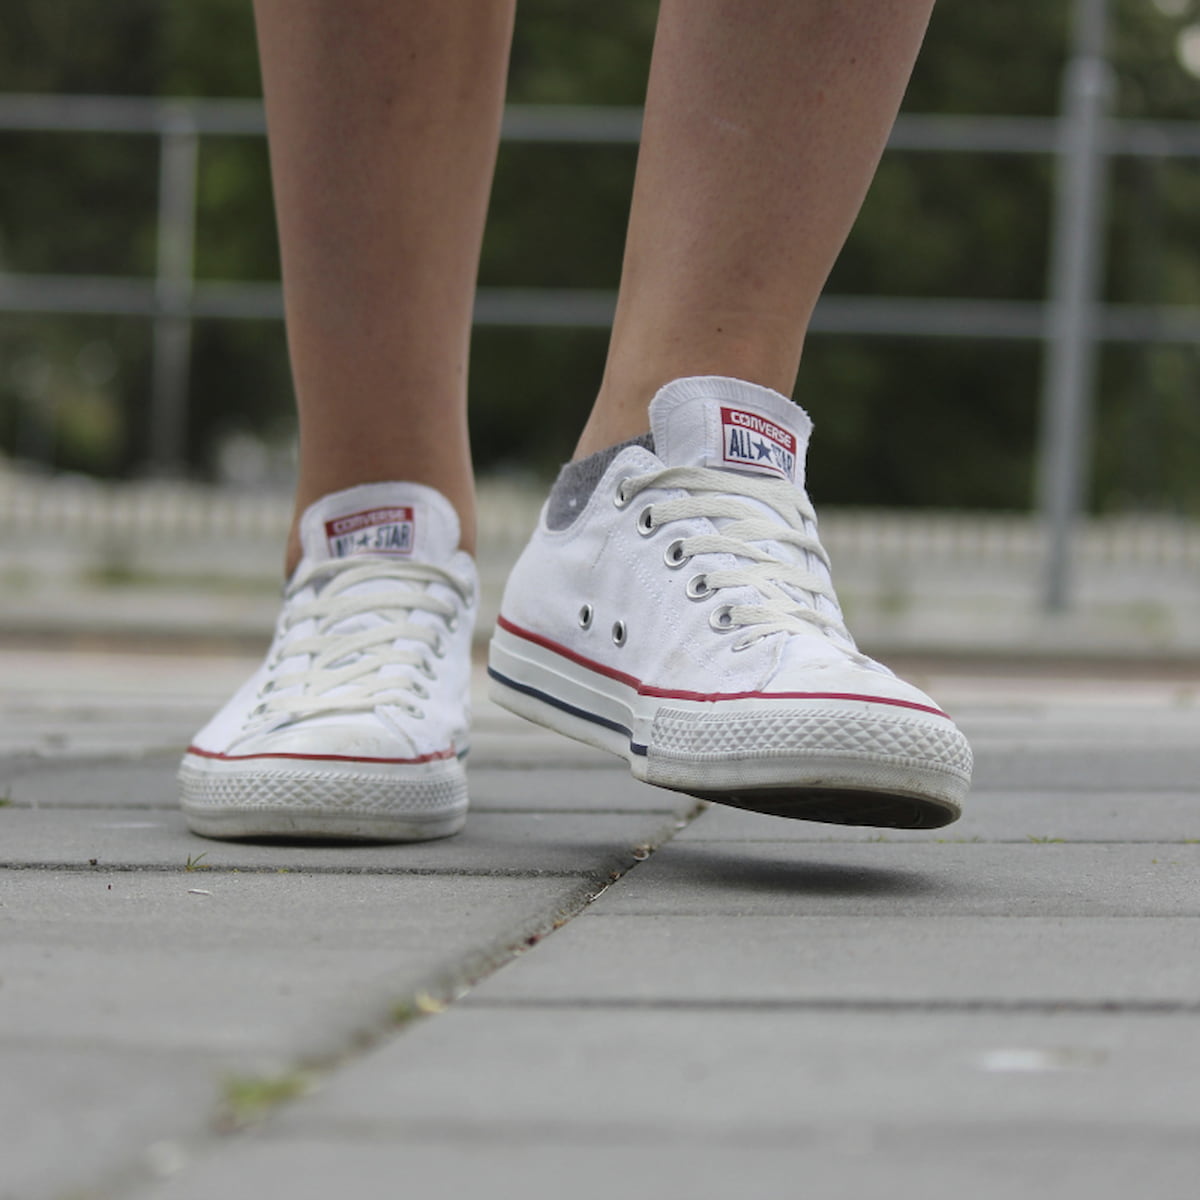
[576,0,935,457]
[254,0,515,570]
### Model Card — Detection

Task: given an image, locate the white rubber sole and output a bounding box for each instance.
[488,623,971,829]
[178,753,468,842]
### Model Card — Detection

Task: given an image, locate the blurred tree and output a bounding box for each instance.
[0,0,1198,512]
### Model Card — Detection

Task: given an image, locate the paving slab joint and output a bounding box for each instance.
[83,798,710,1199]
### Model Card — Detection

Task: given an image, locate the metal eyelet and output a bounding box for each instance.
[686,574,712,600]
[612,620,627,646]
[709,605,736,631]
[612,478,633,509]
[578,604,594,629]
[664,539,690,568]
[636,506,655,535]
[730,633,764,654]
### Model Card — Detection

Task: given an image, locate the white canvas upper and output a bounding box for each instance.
[499,376,918,702]
[180,481,476,840]
[490,376,973,828]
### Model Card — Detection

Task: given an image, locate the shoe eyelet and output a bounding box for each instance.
[664,539,690,568]
[636,506,655,536]
[612,620,627,646]
[420,660,436,679]
[412,681,429,699]
[445,613,459,632]
[730,634,760,653]
[432,637,447,659]
[578,603,594,630]
[408,706,426,720]
[613,478,633,509]
[686,573,712,600]
[709,605,736,631]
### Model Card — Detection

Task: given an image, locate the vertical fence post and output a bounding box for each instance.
[148,102,198,476]
[1036,0,1114,612]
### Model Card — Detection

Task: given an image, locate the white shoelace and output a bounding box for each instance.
[253,556,472,724]
[619,465,866,659]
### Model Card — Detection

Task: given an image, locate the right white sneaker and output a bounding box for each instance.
[179,482,477,841]
[489,375,973,830]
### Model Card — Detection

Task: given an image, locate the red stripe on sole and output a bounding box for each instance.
[494,614,949,719]
[184,745,456,766]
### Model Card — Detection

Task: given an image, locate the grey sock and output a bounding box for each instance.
[544,433,655,531]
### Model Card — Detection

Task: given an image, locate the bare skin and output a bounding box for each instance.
[577,0,936,456]
[254,0,515,571]
[254,0,934,571]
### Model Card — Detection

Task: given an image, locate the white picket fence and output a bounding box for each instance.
[2,467,1197,656]
[2,469,1198,570]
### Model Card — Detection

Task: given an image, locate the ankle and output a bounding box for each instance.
[578,363,800,462]
[573,387,651,461]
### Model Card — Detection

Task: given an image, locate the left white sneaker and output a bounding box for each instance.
[489,376,972,829]
[180,482,476,841]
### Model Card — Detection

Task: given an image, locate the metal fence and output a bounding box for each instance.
[0,0,1196,610]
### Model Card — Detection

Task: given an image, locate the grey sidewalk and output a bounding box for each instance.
[2,647,1199,1200]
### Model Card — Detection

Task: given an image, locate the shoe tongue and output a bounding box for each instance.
[298,482,461,567]
[648,376,813,487]
[648,376,847,638]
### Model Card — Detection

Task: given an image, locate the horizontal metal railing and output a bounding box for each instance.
[0,0,1196,613]
[6,95,1200,338]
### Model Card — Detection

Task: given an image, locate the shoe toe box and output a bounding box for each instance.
[222,716,435,764]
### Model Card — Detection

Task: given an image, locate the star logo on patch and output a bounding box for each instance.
[325,506,417,558]
[718,407,798,482]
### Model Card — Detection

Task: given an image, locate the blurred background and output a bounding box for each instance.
[1,0,1198,659]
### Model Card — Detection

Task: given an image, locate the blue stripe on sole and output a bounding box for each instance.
[487,666,648,757]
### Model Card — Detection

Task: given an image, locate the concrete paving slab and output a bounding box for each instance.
[0,649,249,758]
[0,754,180,808]
[955,699,1200,738]
[0,648,579,763]
[0,757,681,815]
[0,870,602,1058]
[134,1129,1200,1200]
[262,1008,1200,1133]
[0,807,683,875]
[675,791,1200,843]
[588,842,1200,917]
[967,746,1200,792]
[470,766,684,812]
[466,913,1200,1007]
[917,669,1200,720]
[470,729,620,768]
[0,1041,217,1200]
[4,648,1197,1200]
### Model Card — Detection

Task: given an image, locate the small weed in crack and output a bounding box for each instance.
[217,1070,315,1131]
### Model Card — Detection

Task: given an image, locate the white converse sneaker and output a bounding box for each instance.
[489,376,972,829]
[180,482,476,841]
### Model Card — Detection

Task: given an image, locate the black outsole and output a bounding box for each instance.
[685,786,961,830]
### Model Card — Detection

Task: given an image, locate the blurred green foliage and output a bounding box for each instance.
[1,0,1199,513]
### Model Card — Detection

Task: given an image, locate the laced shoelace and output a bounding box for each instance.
[252,556,472,724]
[618,465,867,661]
